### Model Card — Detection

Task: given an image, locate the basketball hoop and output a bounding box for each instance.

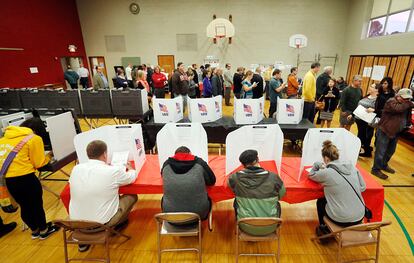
[295,44,300,49]
[207,17,235,44]
[289,34,308,49]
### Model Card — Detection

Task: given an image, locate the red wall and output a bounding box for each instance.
[0,0,87,88]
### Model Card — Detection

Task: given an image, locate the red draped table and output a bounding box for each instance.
[60,155,384,222]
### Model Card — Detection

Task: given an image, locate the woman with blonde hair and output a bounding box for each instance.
[309,140,367,238]
[136,70,150,94]
[241,70,257,99]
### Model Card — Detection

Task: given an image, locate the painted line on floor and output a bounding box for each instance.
[384,200,414,255]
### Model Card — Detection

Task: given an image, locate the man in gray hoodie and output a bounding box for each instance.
[161,146,216,223]
[309,141,366,237]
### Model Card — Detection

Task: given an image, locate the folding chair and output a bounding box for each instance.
[235,217,283,263]
[53,219,131,263]
[311,217,392,263]
[154,212,202,263]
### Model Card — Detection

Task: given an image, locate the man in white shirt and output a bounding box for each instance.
[77,64,90,89]
[69,140,138,251]
[125,63,132,81]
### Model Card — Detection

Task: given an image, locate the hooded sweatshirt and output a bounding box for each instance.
[309,161,366,223]
[228,166,285,236]
[161,153,216,220]
[0,126,50,178]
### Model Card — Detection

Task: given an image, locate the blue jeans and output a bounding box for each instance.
[372,129,398,172]
[303,101,316,123]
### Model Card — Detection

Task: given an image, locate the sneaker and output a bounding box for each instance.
[39,223,60,240]
[371,170,388,180]
[0,222,17,238]
[383,166,395,174]
[78,244,91,252]
[31,231,40,240]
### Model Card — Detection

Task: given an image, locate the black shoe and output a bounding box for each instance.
[315,225,332,244]
[39,223,60,240]
[383,166,395,174]
[359,151,372,157]
[1,205,18,213]
[0,222,17,238]
[371,170,388,180]
[78,244,91,252]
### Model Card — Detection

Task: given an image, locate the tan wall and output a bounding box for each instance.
[76,0,351,83]
[341,0,414,78]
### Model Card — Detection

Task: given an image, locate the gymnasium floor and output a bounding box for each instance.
[0,98,413,263]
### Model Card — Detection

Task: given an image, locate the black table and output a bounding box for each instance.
[142,116,315,146]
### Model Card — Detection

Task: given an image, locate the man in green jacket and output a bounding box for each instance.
[228,150,285,236]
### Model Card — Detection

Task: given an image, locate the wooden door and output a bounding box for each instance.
[89,56,108,78]
[158,55,175,76]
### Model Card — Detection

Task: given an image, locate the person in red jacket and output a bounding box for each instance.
[152,66,167,98]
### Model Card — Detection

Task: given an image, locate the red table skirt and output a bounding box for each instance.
[60,155,384,222]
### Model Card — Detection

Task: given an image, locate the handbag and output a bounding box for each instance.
[315,95,325,111]
[327,164,373,222]
[0,134,34,213]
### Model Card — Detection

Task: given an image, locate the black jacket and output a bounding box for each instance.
[233,73,243,93]
[171,70,189,95]
[319,86,340,112]
[316,72,331,98]
[251,73,264,99]
[375,92,395,118]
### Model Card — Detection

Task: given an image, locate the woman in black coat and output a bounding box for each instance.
[319,78,340,128]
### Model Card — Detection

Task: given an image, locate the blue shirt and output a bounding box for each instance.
[269,77,282,103]
[241,80,253,99]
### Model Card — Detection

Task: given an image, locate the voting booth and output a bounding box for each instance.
[188,95,222,123]
[74,124,146,174]
[153,96,183,123]
[225,124,284,175]
[111,89,149,118]
[276,99,304,124]
[297,128,361,181]
[0,89,22,109]
[45,112,78,161]
[156,123,208,169]
[233,96,265,124]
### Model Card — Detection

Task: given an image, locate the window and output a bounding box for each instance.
[385,10,410,35]
[367,0,414,38]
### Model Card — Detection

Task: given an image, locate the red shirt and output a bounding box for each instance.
[152,72,167,89]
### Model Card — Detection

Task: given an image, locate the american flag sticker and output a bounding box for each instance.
[198,103,207,113]
[159,103,168,113]
[286,104,295,114]
[243,104,252,113]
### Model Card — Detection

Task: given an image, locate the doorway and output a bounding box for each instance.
[89,56,108,78]
[158,55,175,77]
[60,57,85,89]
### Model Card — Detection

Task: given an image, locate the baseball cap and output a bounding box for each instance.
[397,88,413,99]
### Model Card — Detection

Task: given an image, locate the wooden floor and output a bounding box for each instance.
[0,97,413,263]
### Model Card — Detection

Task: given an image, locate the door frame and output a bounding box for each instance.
[157,55,175,73]
[89,56,108,78]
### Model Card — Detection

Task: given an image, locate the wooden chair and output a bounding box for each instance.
[154,212,202,263]
[53,219,131,263]
[235,217,283,263]
[311,217,392,263]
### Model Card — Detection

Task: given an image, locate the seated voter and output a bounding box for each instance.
[161,146,216,222]
[228,150,285,236]
[69,140,138,251]
[309,140,366,238]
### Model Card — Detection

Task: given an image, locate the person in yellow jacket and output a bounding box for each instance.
[302,62,321,123]
[0,118,60,240]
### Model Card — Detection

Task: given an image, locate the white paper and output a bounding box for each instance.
[362,67,372,77]
[111,151,129,167]
[371,65,386,81]
[46,112,77,161]
[29,67,38,74]
[305,167,312,172]
[353,105,376,124]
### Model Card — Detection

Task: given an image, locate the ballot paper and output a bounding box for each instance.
[353,105,376,124]
[305,167,312,173]
[111,151,129,167]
